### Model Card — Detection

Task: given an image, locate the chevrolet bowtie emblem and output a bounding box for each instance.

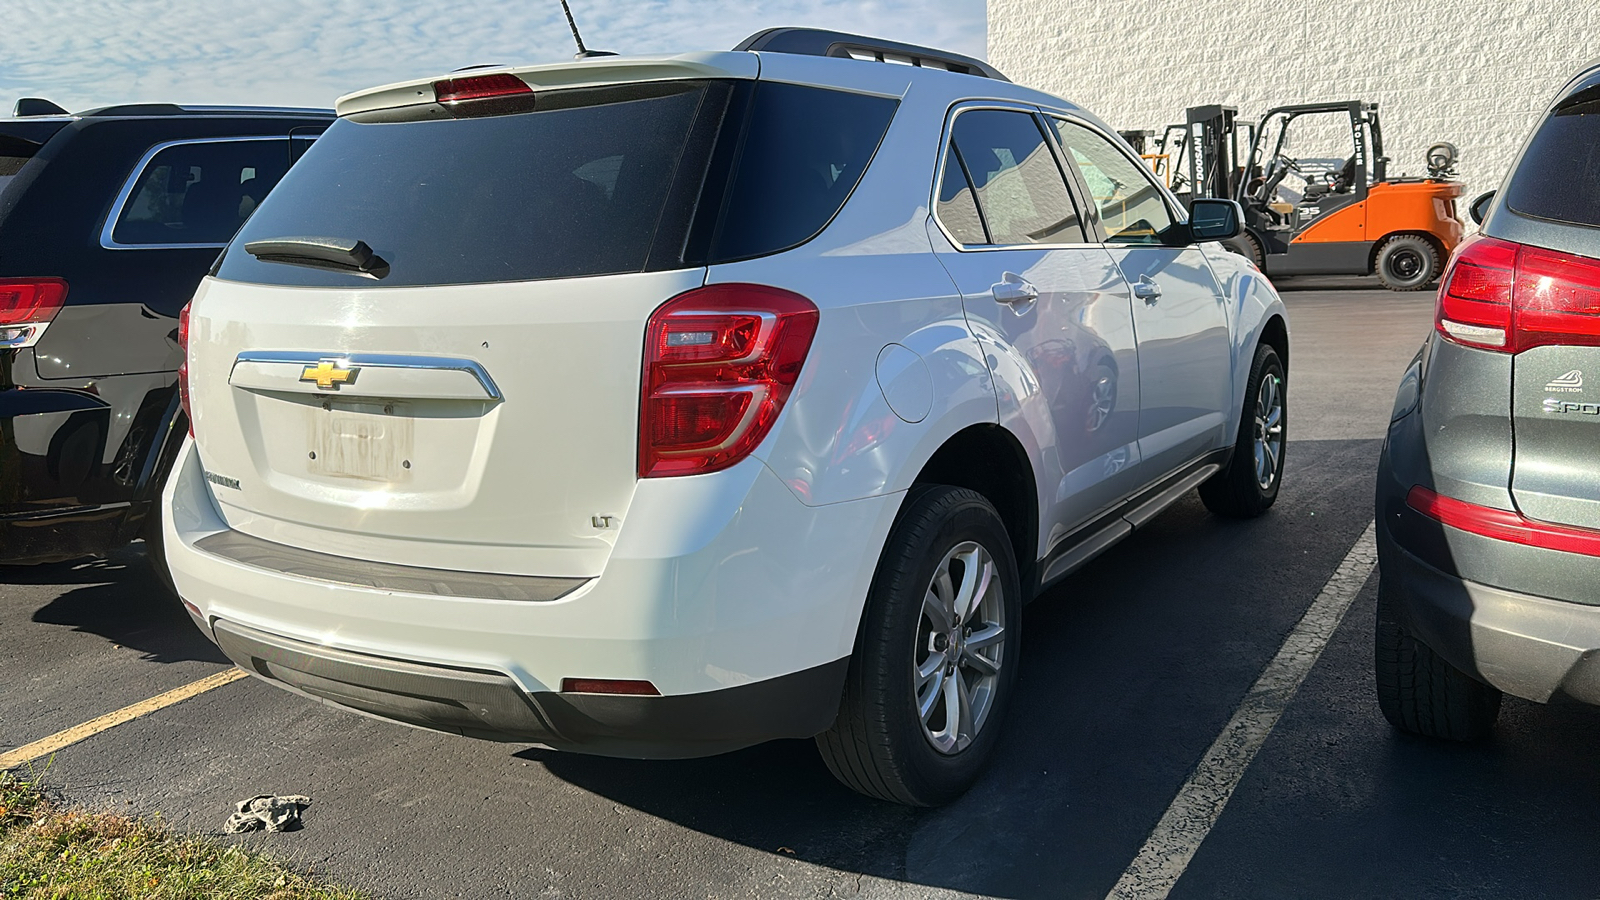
[300,359,358,390]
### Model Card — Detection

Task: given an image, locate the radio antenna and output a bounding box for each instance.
[558,0,615,59]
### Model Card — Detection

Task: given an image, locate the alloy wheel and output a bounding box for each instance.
[1253,372,1284,490]
[915,541,1006,755]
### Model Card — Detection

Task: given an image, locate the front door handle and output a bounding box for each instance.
[1132,276,1162,303]
[991,273,1039,308]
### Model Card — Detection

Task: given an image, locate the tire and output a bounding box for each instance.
[1199,343,1285,518]
[1221,231,1264,269]
[1374,577,1500,740]
[1375,234,1440,291]
[817,485,1021,806]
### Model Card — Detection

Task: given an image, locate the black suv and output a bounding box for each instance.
[0,99,331,568]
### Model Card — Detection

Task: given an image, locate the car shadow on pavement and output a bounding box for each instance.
[24,545,228,665]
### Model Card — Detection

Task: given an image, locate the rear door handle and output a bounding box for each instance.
[1132,276,1162,303]
[991,273,1039,307]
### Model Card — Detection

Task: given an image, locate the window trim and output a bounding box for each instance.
[929,101,1098,253]
[1044,112,1188,245]
[99,134,311,251]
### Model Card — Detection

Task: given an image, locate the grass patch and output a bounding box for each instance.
[0,772,366,899]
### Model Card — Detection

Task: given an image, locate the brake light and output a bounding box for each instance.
[1406,486,1600,557]
[0,278,67,348]
[432,74,533,104]
[1435,235,1600,353]
[177,302,193,436]
[639,284,819,478]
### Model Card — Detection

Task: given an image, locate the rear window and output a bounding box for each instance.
[0,134,40,203]
[1505,85,1600,229]
[216,79,898,288]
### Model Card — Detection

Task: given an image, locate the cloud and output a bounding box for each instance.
[0,0,986,112]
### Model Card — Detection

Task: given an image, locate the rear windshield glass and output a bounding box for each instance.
[216,79,899,288]
[0,135,39,204]
[217,82,712,287]
[1505,86,1600,229]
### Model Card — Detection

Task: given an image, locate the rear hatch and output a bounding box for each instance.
[190,59,897,577]
[1498,82,1600,529]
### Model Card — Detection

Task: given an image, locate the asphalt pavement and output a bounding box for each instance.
[6,277,1597,899]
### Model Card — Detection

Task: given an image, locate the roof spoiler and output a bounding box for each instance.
[12,98,69,117]
[734,28,1009,82]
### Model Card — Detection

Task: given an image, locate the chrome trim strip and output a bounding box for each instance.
[99,135,311,252]
[231,350,503,400]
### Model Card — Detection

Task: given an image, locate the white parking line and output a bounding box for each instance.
[1105,521,1378,900]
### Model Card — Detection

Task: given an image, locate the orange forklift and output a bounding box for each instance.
[1174,102,1464,291]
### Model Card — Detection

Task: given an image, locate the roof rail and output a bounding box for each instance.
[734,28,1009,82]
[74,103,333,118]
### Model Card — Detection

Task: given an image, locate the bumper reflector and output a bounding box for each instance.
[1406,485,1600,557]
[560,678,661,696]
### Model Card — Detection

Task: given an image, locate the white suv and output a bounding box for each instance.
[165,29,1289,806]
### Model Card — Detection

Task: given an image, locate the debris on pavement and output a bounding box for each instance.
[226,794,312,833]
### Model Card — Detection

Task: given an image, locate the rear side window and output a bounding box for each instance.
[707,82,897,261]
[109,138,290,247]
[1505,86,1600,229]
[936,145,987,245]
[0,134,41,203]
[949,109,1084,246]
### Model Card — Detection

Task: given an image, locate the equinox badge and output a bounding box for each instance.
[300,359,358,390]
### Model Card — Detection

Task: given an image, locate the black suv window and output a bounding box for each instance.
[109,138,289,247]
[949,109,1084,246]
[1505,85,1600,229]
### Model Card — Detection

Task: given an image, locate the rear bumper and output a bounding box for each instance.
[1379,523,1600,706]
[164,438,899,756]
[214,618,848,757]
[0,503,140,565]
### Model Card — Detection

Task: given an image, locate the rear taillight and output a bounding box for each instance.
[1407,486,1600,557]
[177,302,193,436]
[639,284,819,478]
[1435,234,1600,353]
[0,278,68,349]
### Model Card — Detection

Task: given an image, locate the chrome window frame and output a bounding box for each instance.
[929,100,1101,254]
[99,134,312,251]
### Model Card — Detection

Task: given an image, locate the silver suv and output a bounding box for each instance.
[1376,60,1600,739]
[165,29,1289,805]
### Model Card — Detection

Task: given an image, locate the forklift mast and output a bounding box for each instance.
[1181,105,1256,207]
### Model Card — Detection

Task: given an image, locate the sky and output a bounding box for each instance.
[0,0,986,113]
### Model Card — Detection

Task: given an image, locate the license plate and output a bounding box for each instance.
[309,401,414,482]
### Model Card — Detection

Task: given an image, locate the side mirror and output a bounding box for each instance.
[1469,191,1496,225]
[1189,198,1242,241]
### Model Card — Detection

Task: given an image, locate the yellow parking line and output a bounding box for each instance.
[0,668,248,770]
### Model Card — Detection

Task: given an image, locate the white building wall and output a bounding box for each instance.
[989,0,1593,204]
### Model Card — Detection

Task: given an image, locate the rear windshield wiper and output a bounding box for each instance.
[243,237,390,278]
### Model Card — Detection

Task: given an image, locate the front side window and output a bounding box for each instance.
[950,109,1084,246]
[110,139,289,246]
[1051,118,1176,244]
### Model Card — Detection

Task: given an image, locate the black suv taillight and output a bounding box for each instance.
[0,278,68,349]
[1436,234,1600,353]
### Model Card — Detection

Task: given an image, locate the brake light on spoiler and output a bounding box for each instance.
[432,73,534,116]
[1435,234,1600,353]
[0,278,67,349]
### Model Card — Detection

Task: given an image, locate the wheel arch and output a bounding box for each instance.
[907,424,1040,597]
[1258,313,1289,371]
